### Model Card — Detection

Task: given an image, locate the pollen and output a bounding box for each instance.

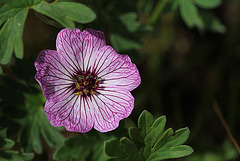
[71,74,99,97]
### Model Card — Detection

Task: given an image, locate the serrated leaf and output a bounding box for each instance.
[147,145,193,161]
[179,0,199,28]
[194,0,221,9]
[33,1,96,29]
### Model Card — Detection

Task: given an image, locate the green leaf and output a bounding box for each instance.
[18,93,63,154]
[0,151,34,161]
[0,66,2,74]
[54,135,109,161]
[39,113,64,148]
[193,0,221,9]
[138,110,154,138]
[13,8,28,59]
[33,1,96,29]
[145,116,166,148]
[157,128,190,151]
[151,128,174,153]
[144,116,166,157]
[110,34,141,52]
[0,8,28,64]
[0,19,14,64]
[119,12,142,33]
[105,139,125,158]
[129,127,143,145]
[2,138,15,149]
[105,137,144,161]
[179,0,199,28]
[198,13,226,33]
[105,110,193,161]
[147,145,194,161]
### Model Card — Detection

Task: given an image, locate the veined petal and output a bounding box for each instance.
[45,95,94,133]
[94,46,141,91]
[81,29,106,72]
[56,28,106,73]
[91,87,134,132]
[35,50,74,102]
[56,28,83,73]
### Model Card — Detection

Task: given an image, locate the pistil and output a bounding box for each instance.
[71,73,99,96]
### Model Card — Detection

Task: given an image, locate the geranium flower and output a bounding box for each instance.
[34,28,141,132]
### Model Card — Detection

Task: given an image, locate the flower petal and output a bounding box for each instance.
[91,87,134,132]
[56,28,106,73]
[81,29,106,72]
[93,46,141,91]
[35,50,74,102]
[56,28,83,74]
[45,95,94,133]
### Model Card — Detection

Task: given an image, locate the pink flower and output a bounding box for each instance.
[34,28,141,132]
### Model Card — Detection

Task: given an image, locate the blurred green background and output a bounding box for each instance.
[1,0,240,160]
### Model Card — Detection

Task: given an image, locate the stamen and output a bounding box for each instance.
[71,74,99,96]
[83,81,89,86]
[75,91,83,96]
[90,90,95,95]
[75,82,81,89]
[83,89,89,94]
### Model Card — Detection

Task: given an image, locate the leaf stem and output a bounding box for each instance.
[212,100,240,154]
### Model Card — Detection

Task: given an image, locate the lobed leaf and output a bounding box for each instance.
[0,8,28,64]
[18,93,63,154]
[0,150,34,161]
[105,110,193,161]
[54,135,109,161]
[105,137,144,161]
[33,1,96,29]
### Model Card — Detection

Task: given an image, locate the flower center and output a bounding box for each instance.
[71,73,99,96]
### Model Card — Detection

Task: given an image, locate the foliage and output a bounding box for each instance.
[105,111,193,161]
[1,0,239,160]
[0,128,34,161]
[0,0,95,66]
